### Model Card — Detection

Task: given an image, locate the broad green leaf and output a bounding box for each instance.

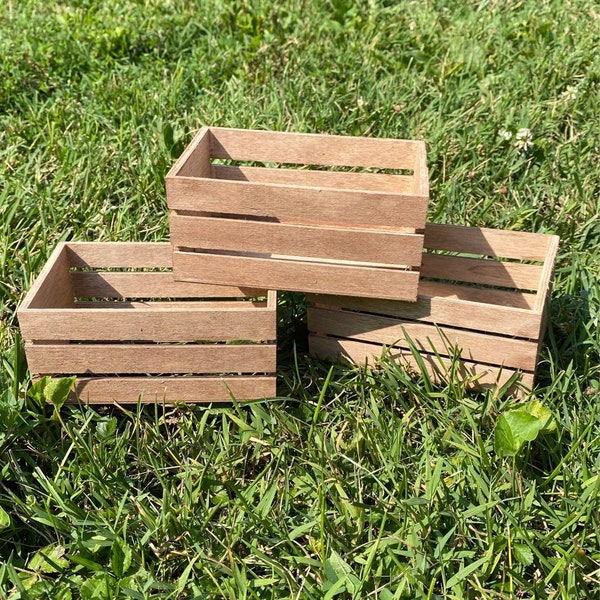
[28,376,51,403]
[0,506,10,529]
[111,538,132,578]
[494,410,544,457]
[97,417,117,440]
[28,544,69,573]
[80,573,115,599]
[45,376,77,409]
[525,399,557,433]
[513,543,534,566]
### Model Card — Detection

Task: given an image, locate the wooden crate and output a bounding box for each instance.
[307,223,559,391]
[166,126,428,301]
[17,242,277,404]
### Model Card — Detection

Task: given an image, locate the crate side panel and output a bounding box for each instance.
[25,343,276,375]
[166,178,427,229]
[307,306,538,371]
[72,375,277,404]
[208,127,423,171]
[170,214,424,266]
[67,242,173,269]
[174,250,420,301]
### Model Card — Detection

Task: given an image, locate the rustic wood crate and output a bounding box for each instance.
[307,223,559,391]
[17,242,277,404]
[166,126,429,301]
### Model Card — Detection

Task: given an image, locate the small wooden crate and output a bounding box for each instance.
[17,242,277,404]
[307,224,559,391]
[166,126,429,301]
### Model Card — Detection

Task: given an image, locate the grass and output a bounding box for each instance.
[1,0,599,597]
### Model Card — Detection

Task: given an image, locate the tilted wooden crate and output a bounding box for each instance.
[17,242,277,404]
[307,224,559,391]
[166,126,429,301]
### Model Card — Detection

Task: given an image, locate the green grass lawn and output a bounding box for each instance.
[1,0,599,598]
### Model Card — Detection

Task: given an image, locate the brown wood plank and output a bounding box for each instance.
[26,343,276,375]
[307,307,538,370]
[211,164,417,194]
[173,250,420,301]
[66,242,173,268]
[415,142,429,196]
[207,127,423,171]
[73,300,268,310]
[308,335,534,391]
[166,177,427,229]
[534,234,560,311]
[20,306,277,343]
[71,375,277,404]
[306,287,541,338]
[71,271,266,299]
[170,214,424,266]
[421,253,542,291]
[424,223,552,261]
[170,126,211,178]
[18,243,75,312]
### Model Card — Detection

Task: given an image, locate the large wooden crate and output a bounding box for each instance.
[17,242,277,404]
[166,126,429,301]
[307,224,559,391]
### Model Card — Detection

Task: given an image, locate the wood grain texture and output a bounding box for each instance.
[206,127,424,170]
[174,250,420,301]
[308,306,538,370]
[71,375,277,404]
[166,177,427,229]
[26,343,276,375]
[170,214,424,266]
[211,164,417,194]
[308,335,533,391]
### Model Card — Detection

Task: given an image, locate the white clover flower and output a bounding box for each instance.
[514,128,533,152]
[561,85,578,102]
[498,129,512,141]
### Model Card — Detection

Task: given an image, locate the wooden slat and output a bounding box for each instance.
[207,127,423,171]
[534,234,560,311]
[26,343,276,375]
[309,335,534,391]
[424,223,552,261]
[170,214,424,266]
[415,142,429,196]
[166,177,427,229]
[171,126,211,178]
[67,242,173,268]
[421,253,542,291]
[73,300,268,309]
[71,375,277,404]
[71,271,266,299]
[307,307,538,370]
[174,250,420,301]
[18,243,75,311]
[307,287,541,338]
[211,164,417,194]
[20,307,276,342]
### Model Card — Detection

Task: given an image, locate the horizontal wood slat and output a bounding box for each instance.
[309,335,533,391]
[170,214,423,266]
[174,250,420,301]
[308,307,538,370]
[66,242,174,268]
[26,343,276,375]
[167,177,427,229]
[212,164,416,194]
[424,223,553,261]
[20,307,275,343]
[71,271,266,299]
[421,253,542,291]
[306,288,541,339]
[206,127,423,171]
[72,375,277,404]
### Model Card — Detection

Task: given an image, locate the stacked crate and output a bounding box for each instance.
[18,127,559,403]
